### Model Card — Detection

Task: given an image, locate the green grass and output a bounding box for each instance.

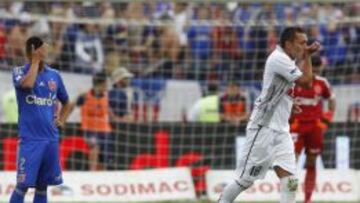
[2,200,357,203]
[44,201,360,203]
[3,201,360,203]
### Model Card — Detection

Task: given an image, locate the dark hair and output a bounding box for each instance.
[92,71,107,86]
[280,27,305,48]
[311,54,322,68]
[26,36,43,57]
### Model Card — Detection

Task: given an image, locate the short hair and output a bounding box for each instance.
[92,71,107,86]
[26,36,43,57]
[280,27,305,48]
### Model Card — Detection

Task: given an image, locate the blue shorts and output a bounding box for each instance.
[16,140,63,187]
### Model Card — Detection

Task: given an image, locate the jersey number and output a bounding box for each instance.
[19,158,25,171]
[249,166,262,177]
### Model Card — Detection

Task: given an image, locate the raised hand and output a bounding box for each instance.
[305,41,320,55]
[31,44,46,63]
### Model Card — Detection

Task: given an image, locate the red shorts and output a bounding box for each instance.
[291,121,324,155]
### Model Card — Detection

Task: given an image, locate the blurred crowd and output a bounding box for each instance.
[0,1,359,84]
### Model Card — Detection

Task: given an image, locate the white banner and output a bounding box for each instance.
[0,167,196,202]
[206,169,360,202]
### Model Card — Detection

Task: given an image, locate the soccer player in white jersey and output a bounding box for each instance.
[218,27,320,203]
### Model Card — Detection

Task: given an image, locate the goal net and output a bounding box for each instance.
[0,0,359,201]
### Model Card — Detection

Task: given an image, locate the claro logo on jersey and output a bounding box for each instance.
[26,93,56,106]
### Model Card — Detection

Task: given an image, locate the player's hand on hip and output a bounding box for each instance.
[305,41,320,55]
[54,116,65,129]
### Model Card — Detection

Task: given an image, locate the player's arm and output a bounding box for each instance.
[19,45,45,89]
[328,98,336,112]
[67,94,86,115]
[295,41,321,87]
[56,101,72,128]
[55,74,72,128]
[322,79,336,124]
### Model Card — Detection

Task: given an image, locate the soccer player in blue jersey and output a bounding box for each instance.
[9,36,72,203]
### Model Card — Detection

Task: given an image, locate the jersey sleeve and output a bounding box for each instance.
[76,94,86,106]
[12,66,26,88]
[272,57,303,82]
[56,74,69,104]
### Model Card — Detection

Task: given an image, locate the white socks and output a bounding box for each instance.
[219,176,297,203]
[280,175,298,203]
[218,180,249,203]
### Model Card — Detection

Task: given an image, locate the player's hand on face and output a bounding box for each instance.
[305,41,320,55]
[31,44,45,63]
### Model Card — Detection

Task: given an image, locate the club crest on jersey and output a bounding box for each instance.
[314,85,321,94]
[48,80,57,91]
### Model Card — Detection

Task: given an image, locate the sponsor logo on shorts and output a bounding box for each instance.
[55,174,63,182]
[17,174,26,183]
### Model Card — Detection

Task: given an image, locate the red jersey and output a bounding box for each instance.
[292,76,333,122]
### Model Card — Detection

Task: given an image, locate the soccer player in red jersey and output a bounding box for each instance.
[290,54,336,203]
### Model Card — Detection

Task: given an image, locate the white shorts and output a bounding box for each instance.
[235,125,296,183]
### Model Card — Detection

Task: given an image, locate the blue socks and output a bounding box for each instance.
[34,186,48,203]
[9,185,28,203]
[9,185,47,203]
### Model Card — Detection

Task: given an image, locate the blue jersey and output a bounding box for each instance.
[12,64,69,141]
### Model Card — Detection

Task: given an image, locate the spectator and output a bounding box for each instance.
[256,3,277,25]
[147,17,180,79]
[109,67,134,122]
[322,21,347,66]
[267,27,278,53]
[187,5,212,80]
[348,102,360,122]
[100,2,115,19]
[104,51,120,75]
[173,2,190,47]
[7,14,32,66]
[187,83,220,123]
[0,24,7,69]
[106,21,128,53]
[74,23,104,74]
[70,72,113,170]
[126,2,153,75]
[212,7,242,80]
[233,3,253,23]
[187,94,220,123]
[219,82,249,124]
[47,7,66,68]
[58,23,78,72]
[244,26,268,80]
[308,24,323,43]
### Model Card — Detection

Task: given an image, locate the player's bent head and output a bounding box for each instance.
[26,36,44,58]
[280,27,307,60]
[280,27,306,48]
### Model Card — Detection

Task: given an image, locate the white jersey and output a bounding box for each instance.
[248,45,303,132]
